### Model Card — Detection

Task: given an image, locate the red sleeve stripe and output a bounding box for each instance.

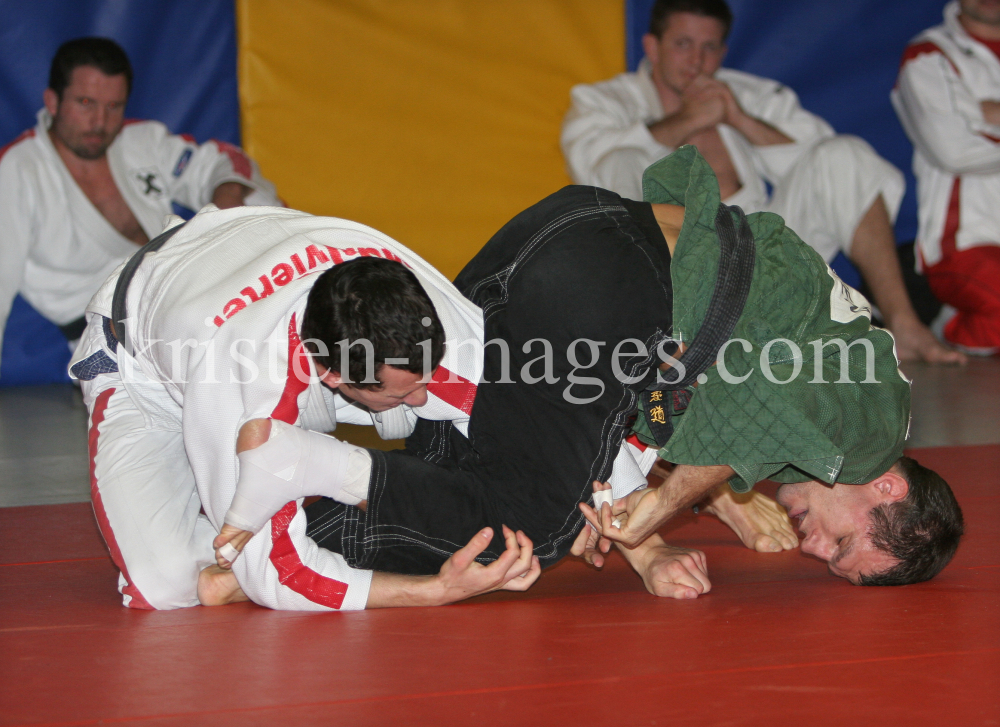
[212,139,252,179]
[88,388,154,610]
[981,133,1000,143]
[941,177,962,257]
[266,313,350,609]
[427,366,477,415]
[269,502,348,609]
[0,129,35,164]
[899,41,957,74]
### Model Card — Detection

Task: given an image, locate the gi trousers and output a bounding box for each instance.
[306,186,674,574]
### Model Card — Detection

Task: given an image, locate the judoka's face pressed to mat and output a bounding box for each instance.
[776,473,909,584]
[317,364,430,412]
[44,66,128,161]
[644,12,727,94]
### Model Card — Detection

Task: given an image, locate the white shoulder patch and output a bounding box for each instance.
[825,266,872,324]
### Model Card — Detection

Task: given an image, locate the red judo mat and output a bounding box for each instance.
[1,444,997,727]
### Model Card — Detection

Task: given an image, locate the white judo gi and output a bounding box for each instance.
[0,109,279,362]
[70,205,485,611]
[561,61,905,263]
[892,1,1000,267]
[890,0,1000,351]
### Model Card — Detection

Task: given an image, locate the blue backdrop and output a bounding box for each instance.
[626,0,947,287]
[0,0,238,386]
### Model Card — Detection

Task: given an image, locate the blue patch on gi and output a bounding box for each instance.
[71,350,118,381]
[172,148,193,177]
[170,201,196,220]
[70,317,119,381]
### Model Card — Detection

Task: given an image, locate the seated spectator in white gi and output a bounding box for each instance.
[0,37,279,371]
[893,0,1000,355]
[561,0,964,365]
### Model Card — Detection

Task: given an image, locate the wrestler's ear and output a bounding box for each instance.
[318,369,343,389]
[43,88,59,116]
[871,471,909,504]
[642,33,661,66]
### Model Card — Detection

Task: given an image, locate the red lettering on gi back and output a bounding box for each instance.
[213,243,411,327]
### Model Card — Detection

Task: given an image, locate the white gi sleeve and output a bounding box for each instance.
[723,71,836,182]
[0,153,34,364]
[608,438,661,499]
[561,80,672,199]
[893,51,1000,175]
[148,123,281,210]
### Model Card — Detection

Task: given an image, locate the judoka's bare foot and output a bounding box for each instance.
[617,532,711,599]
[889,316,967,365]
[198,565,249,606]
[702,482,798,552]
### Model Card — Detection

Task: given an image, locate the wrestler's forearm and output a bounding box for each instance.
[645,464,735,532]
[366,571,446,609]
[728,113,792,147]
[648,112,711,148]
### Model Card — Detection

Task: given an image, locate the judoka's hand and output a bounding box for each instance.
[211,181,251,209]
[571,480,616,567]
[581,464,735,549]
[704,77,745,128]
[213,524,254,569]
[579,484,663,549]
[695,77,793,146]
[678,75,727,132]
[571,524,609,568]
[434,525,542,603]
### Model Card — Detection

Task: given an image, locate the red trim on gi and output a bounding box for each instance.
[625,433,651,452]
[427,367,477,415]
[898,41,956,76]
[268,502,348,610]
[271,315,310,425]
[266,314,350,609]
[212,139,252,179]
[88,388,154,610]
[0,128,35,163]
[941,177,962,257]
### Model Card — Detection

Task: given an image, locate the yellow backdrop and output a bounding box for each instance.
[236,0,624,280]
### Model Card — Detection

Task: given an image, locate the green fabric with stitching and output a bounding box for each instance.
[639,146,910,492]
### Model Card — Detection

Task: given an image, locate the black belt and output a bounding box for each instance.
[110,221,188,356]
[642,203,756,447]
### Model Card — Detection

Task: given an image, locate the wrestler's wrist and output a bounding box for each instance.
[726,108,755,136]
[418,574,451,607]
[366,572,443,608]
